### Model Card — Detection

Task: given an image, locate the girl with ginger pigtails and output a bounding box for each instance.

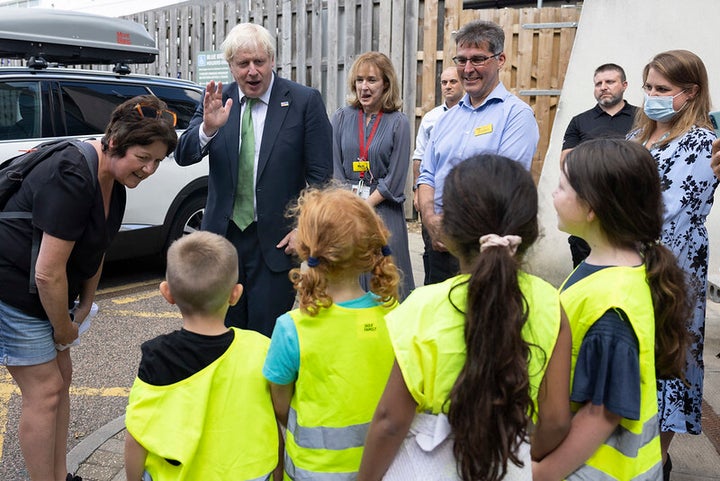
[262,186,400,480]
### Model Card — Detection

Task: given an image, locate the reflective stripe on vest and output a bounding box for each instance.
[605,415,659,458]
[568,458,663,481]
[288,406,369,450]
[284,451,357,481]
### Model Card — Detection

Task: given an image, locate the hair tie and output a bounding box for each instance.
[307,256,320,267]
[381,245,392,257]
[479,234,522,256]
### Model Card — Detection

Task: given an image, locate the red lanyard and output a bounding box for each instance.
[357,109,383,161]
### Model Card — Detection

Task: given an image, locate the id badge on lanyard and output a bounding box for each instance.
[352,167,371,199]
[352,110,382,200]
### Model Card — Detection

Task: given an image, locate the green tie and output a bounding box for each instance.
[233,97,256,230]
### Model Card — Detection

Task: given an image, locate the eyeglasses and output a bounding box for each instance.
[452,53,501,67]
[134,103,177,127]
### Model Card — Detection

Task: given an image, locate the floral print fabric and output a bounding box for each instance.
[631,126,718,434]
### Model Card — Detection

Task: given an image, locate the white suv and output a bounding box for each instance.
[0,67,207,261]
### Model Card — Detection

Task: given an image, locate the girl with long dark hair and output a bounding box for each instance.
[534,139,690,480]
[358,154,571,481]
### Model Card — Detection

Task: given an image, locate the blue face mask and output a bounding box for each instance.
[643,91,685,122]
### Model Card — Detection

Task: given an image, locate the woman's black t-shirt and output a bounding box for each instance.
[0,143,126,318]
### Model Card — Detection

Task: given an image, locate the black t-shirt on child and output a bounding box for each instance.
[137,328,235,385]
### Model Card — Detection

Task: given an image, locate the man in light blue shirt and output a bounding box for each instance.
[417,19,539,284]
[412,67,463,285]
[411,66,464,211]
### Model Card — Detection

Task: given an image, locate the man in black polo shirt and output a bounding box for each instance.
[562,63,637,267]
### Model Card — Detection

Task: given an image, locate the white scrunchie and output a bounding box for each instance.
[479,234,522,255]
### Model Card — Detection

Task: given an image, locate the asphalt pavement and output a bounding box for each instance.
[60,228,720,480]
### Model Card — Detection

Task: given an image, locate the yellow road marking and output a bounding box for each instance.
[0,378,131,462]
[1,281,173,465]
[0,372,18,458]
[0,390,13,460]
[70,386,130,397]
[111,290,162,305]
[111,310,182,319]
[0,370,19,459]
[96,279,161,296]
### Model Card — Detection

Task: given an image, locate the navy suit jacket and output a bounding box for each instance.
[175,75,333,272]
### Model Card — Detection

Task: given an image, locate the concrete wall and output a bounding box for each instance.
[527,0,720,287]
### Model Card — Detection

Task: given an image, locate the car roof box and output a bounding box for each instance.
[0,8,158,66]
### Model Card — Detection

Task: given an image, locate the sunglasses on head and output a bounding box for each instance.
[134,103,177,127]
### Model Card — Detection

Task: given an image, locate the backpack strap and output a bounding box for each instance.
[69,139,99,181]
[0,140,72,220]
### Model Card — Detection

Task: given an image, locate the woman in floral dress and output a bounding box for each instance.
[628,49,717,480]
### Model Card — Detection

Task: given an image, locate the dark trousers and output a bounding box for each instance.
[421,223,460,285]
[568,235,591,268]
[225,221,295,338]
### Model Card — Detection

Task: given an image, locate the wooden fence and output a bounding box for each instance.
[0,1,582,178]
[118,0,580,179]
[418,2,581,178]
[123,0,418,122]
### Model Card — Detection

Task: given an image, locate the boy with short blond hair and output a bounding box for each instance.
[124,231,279,481]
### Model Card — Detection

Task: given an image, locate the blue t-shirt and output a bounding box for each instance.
[263,292,383,385]
[563,262,641,420]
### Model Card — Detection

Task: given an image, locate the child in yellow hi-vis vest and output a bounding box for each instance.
[533,139,691,481]
[358,154,572,481]
[263,187,400,480]
[124,231,280,481]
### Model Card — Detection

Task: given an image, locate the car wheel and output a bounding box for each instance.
[165,194,205,252]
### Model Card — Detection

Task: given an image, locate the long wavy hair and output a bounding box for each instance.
[564,139,690,379]
[632,50,712,148]
[286,187,400,315]
[442,155,538,481]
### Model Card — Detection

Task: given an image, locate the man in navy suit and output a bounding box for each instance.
[175,23,332,337]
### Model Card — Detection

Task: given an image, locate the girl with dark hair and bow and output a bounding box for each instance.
[628,50,717,478]
[358,154,571,481]
[534,139,690,481]
[262,186,400,479]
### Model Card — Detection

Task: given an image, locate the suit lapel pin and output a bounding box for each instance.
[281,101,289,107]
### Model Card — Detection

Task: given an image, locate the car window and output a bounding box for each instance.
[0,81,41,141]
[147,85,202,130]
[59,81,148,136]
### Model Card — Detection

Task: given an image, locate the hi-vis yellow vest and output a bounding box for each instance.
[386,273,560,418]
[125,327,278,481]
[560,265,662,481]
[284,301,396,480]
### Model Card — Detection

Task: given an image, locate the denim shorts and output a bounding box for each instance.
[0,299,57,366]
